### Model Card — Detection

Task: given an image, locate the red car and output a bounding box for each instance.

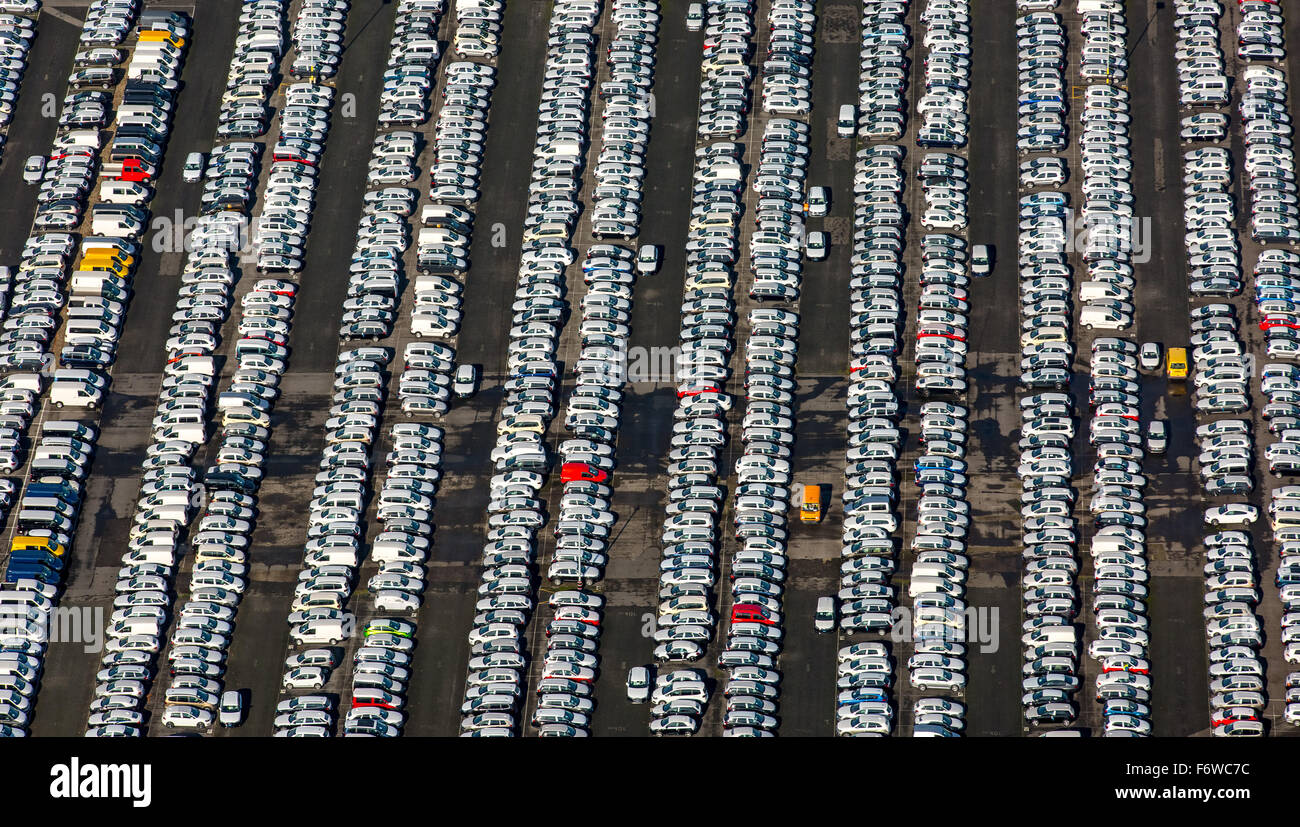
[351,699,397,711]
[1101,665,1149,675]
[560,463,608,484]
[677,384,721,399]
[917,331,966,343]
[1261,317,1300,331]
[731,603,776,625]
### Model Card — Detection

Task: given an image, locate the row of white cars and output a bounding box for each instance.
[1074,8,1135,332]
[87,2,337,735]
[409,58,495,336]
[748,116,808,300]
[1183,204,1266,735]
[832,0,915,736]
[458,0,605,737]
[252,78,335,274]
[915,0,969,149]
[156,272,304,733]
[904,400,973,736]
[80,0,137,47]
[835,144,909,731]
[273,0,453,736]
[588,0,658,239]
[852,0,909,142]
[1236,0,1287,61]
[289,0,350,80]
[343,130,415,343]
[1015,10,1065,155]
[0,0,39,151]
[377,0,445,127]
[1175,0,1228,108]
[901,0,974,738]
[0,421,98,735]
[1246,0,1300,734]
[275,0,453,737]
[1247,0,1300,732]
[1082,340,1154,737]
[697,0,755,140]
[1173,0,1266,737]
[217,0,288,139]
[1077,0,1126,81]
[1069,2,1157,736]
[1015,0,1079,733]
[0,229,83,447]
[1240,58,1300,245]
[759,0,813,117]
[524,0,664,737]
[647,0,758,738]
[452,0,503,60]
[708,303,800,738]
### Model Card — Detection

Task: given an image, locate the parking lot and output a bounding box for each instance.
[2,0,1300,737]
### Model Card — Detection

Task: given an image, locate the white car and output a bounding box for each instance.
[218,690,243,727]
[452,364,479,398]
[1205,504,1259,526]
[636,244,661,274]
[1139,342,1161,371]
[22,154,43,184]
[911,667,967,693]
[806,231,827,260]
[183,152,205,183]
[282,666,328,690]
[161,705,213,729]
[804,186,830,217]
[626,665,651,702]
[814,596,836,632]
[374,590,422,612]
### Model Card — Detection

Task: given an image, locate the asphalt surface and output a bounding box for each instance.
[9,0,1300,737]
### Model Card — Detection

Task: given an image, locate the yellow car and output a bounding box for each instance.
[1021,327,1068,347]
[1166,347,1188,380]
[498,415,545,435]
[222,408,270,428]
[685,276,731,291]
[139,31,185,48]
[11,536,65,557]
